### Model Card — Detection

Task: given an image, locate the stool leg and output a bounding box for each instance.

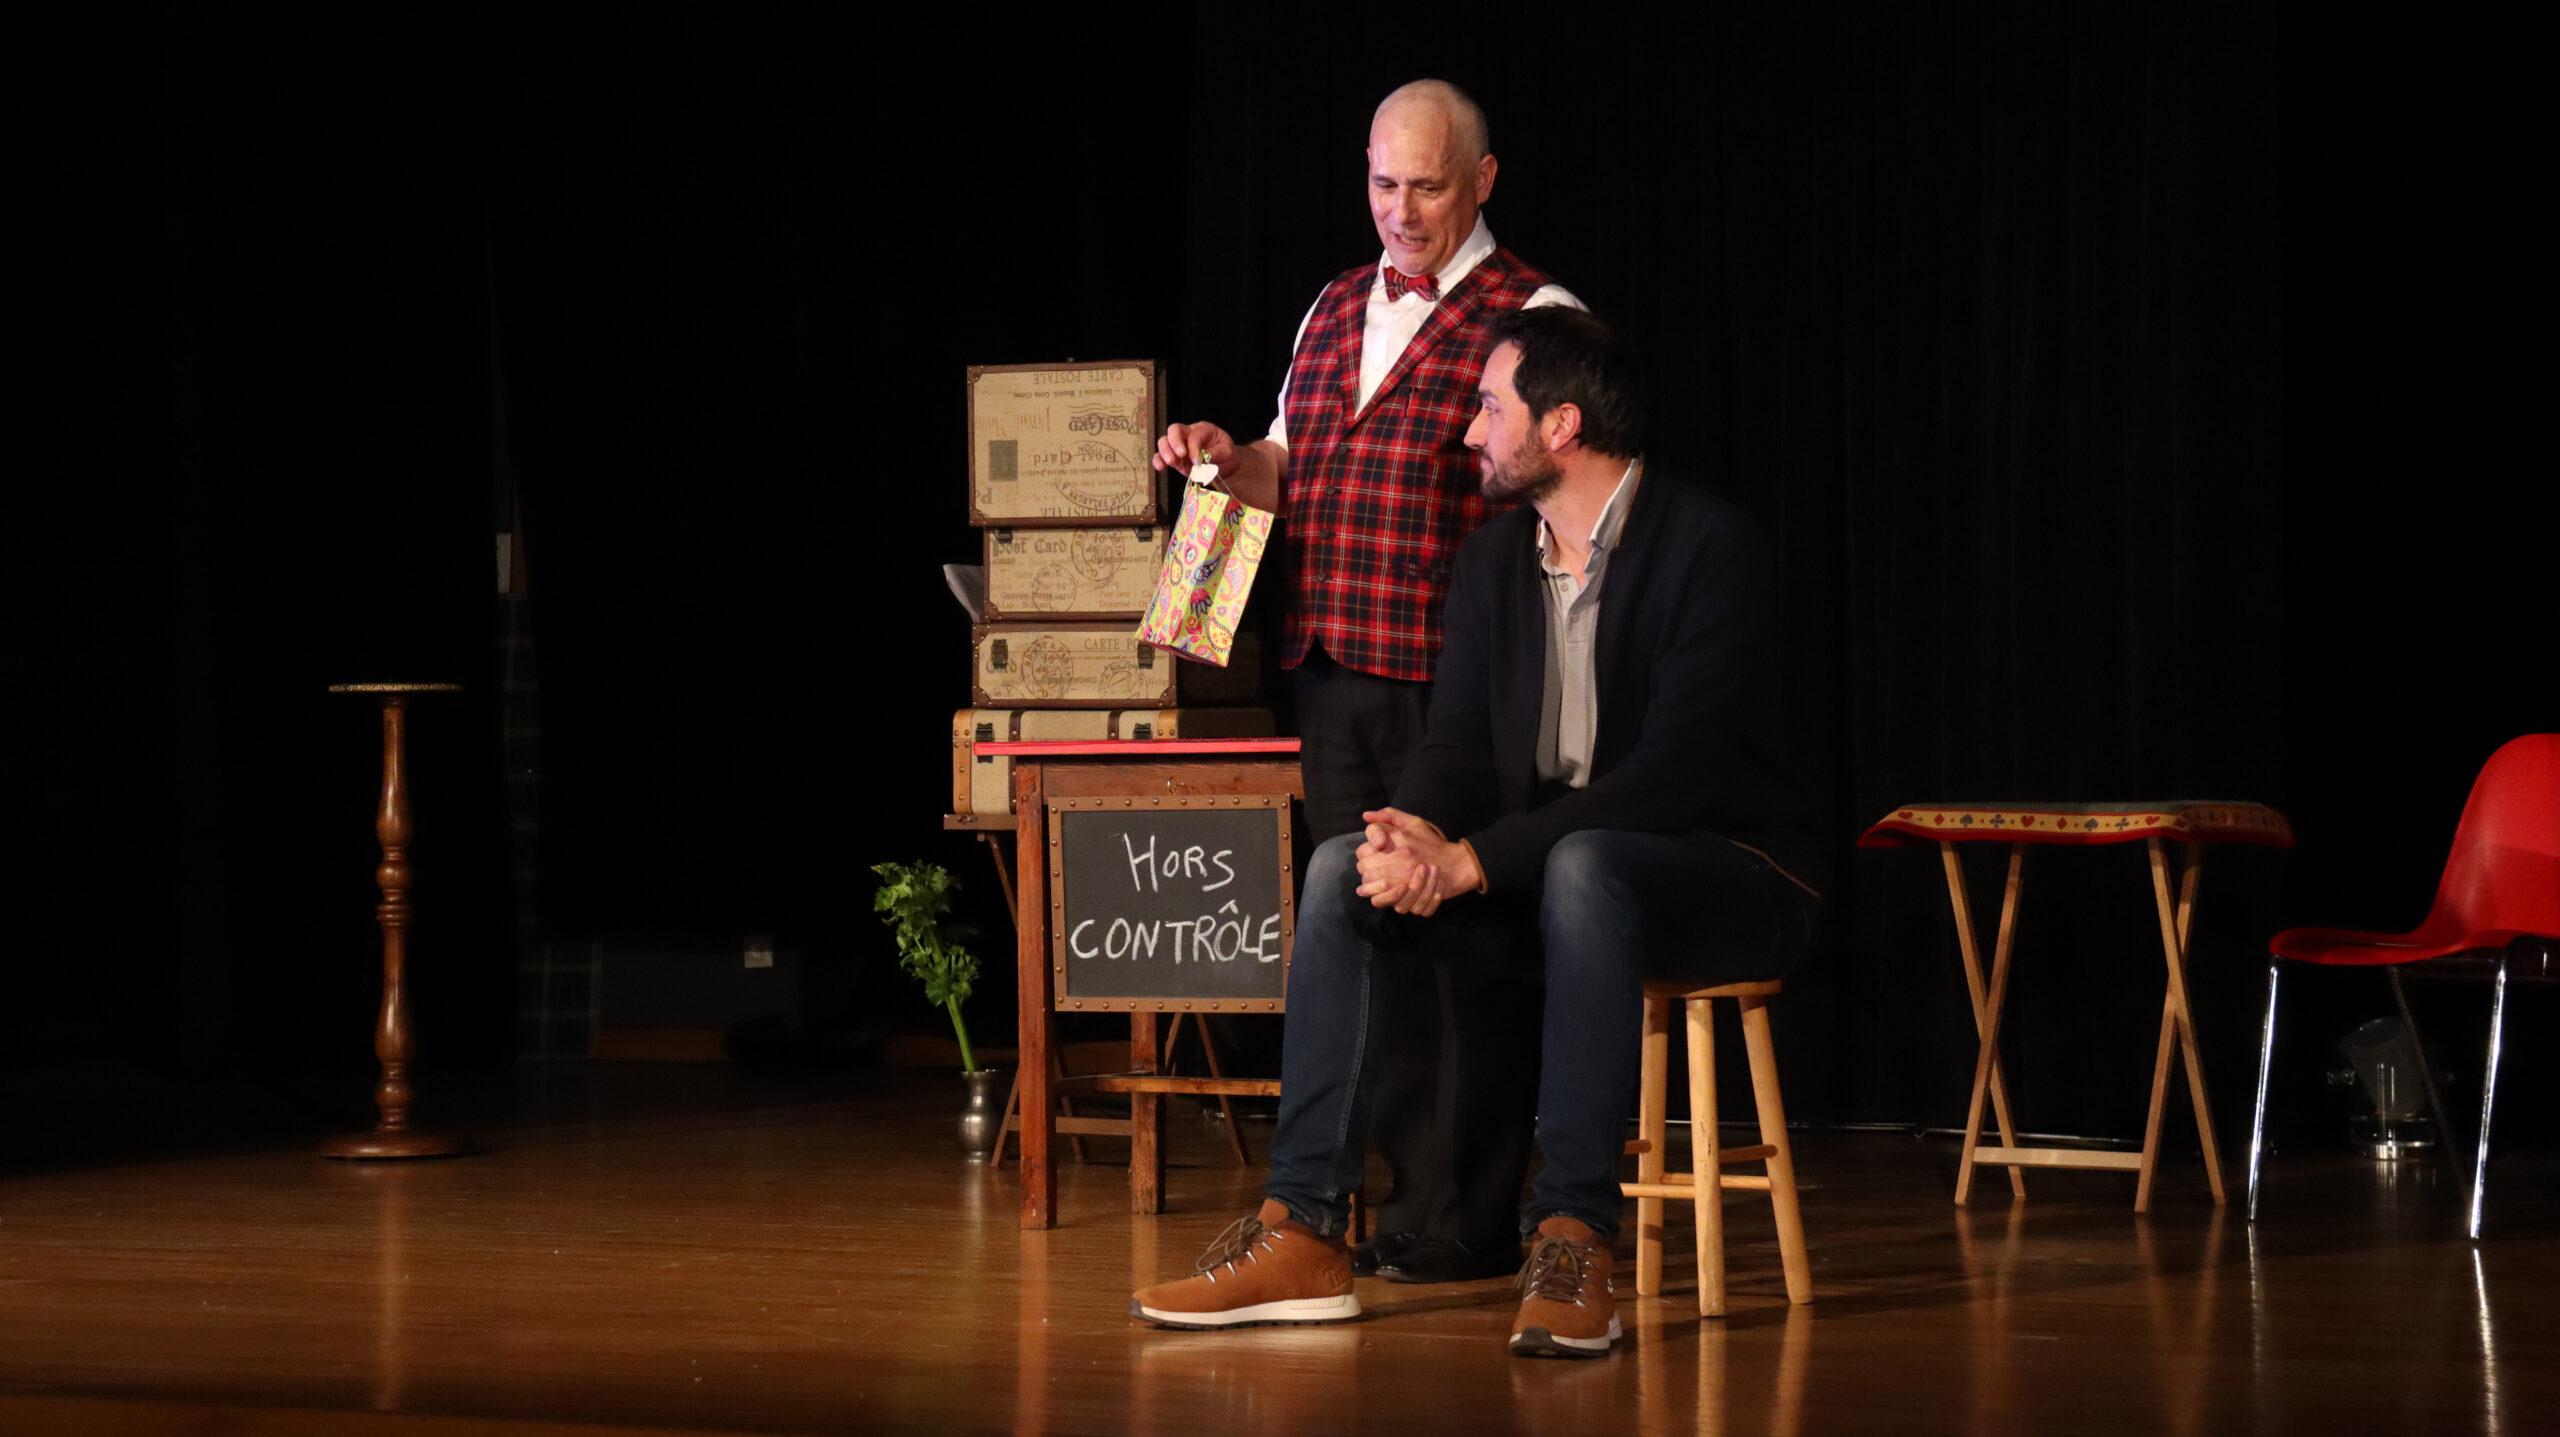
[1689,995,1726,1318]
[1636,992,1671,1298]
[1741,995,1813,1305]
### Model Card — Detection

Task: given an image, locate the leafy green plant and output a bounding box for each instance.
[871,860,984,1073]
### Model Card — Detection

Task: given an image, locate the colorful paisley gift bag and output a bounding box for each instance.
[1135,461,1273,668]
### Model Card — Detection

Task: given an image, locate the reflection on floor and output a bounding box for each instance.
[0,1066,2550,1435]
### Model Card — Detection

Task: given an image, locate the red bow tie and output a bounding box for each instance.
[1382,267,1440,303]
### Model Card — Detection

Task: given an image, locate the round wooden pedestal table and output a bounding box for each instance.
[321,682,474,1161]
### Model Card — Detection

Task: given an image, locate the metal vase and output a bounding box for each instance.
[958,1068,1007,1162]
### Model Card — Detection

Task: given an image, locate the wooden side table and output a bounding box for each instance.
[321,683,473,1161]
[1860,801,2292,1210]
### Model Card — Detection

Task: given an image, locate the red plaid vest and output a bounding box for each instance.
[1279,247,1554,682]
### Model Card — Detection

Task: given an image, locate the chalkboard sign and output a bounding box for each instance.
[1047,795,1294,1012]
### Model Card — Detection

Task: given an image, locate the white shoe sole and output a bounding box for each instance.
[1131,1293,1361,1329]
[1509,1314,1622,1358]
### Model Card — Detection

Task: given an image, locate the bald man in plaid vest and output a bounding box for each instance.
[1155,79,1583,1285]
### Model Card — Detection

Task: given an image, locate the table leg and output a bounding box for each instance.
[1955,845,2027,1206]
[990,829,1023,1168]
[2147,839,2227,1204]
[2136,845,2201,1210]
[993,1065,1024,1166]
[985,836,1084,1166]
[1015,764,1055,1230]
[1131,1013,1164,1214]
[1177,1013,1252,1166]
[988,836,1023,1168]
[994,1019,1091,1169]
[1941,844,2028,1198]
[1053,1041,1091,1164]
[980,833,1018,921]
[2134,990,2179,1211]
[323,693,469,1161]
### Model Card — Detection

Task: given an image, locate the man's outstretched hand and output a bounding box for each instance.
[1152,421,1238,477]
[1353,807,1484,917]
[1151,422,1285,513]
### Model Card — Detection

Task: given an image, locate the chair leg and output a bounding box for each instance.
[1688,995,1726,1318]
[2246,962,2280,1223]
[2468,954,2512,1241]
[2385,966,2463,1186]
[1635,992,1671,1298]
[1741,995,1813,1306]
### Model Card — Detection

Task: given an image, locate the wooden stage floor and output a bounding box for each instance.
[1,1066,2549,1435]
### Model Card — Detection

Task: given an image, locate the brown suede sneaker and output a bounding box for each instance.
[1131,1199,1360,1329]
[1508,1216,1619,1358]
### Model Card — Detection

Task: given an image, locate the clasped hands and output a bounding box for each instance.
[1353,808,1484,918]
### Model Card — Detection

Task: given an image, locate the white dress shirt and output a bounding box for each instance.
[1264,216,1584,450]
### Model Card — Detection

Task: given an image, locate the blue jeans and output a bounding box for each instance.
[1264,829,1815,1239]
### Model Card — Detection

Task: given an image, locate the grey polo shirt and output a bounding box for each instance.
[1534,460,1642,789]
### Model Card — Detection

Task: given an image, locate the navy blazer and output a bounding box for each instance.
[1391,470,1824,898]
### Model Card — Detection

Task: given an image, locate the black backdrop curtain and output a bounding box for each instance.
[18,5,2549,1155]
[1167,9,2294,1128]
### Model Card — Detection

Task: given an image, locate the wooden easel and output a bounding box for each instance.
[967,833,1256,1169]
[993,738,1302,1230]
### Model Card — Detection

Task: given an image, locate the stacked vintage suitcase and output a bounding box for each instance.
[950,361,1271,828]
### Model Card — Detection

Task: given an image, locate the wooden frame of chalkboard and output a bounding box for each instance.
[1045,794,1294,1013]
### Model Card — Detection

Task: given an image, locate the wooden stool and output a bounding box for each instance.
[1619,979,1810,1316]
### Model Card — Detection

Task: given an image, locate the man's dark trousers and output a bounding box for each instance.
[1265,827,1813,1238]
[1294,651,1541,1249]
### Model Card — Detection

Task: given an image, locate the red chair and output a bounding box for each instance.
[2246,734,2560,1237]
